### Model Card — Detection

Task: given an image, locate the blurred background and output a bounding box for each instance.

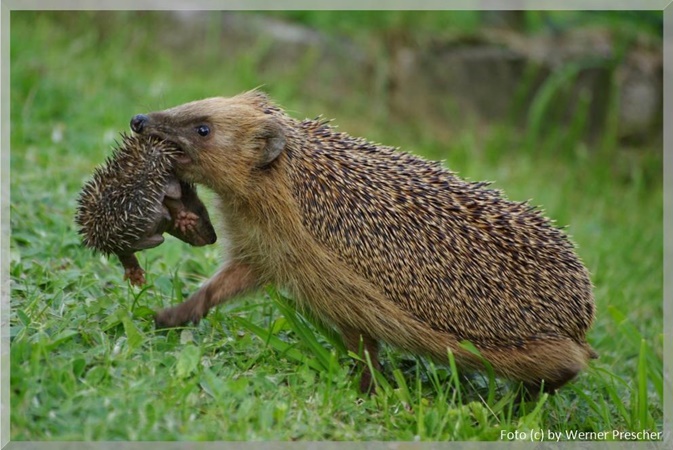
[12,10,663,149]
[9,10,664,440]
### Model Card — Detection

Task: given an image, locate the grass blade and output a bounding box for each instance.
[232,315,324,372]
[636,338,650,429]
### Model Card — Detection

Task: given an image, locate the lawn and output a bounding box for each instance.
[8,11,663,441]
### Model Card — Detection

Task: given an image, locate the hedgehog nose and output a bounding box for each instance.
[130,114,149,133]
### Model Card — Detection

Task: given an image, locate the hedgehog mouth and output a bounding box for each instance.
[148,133,193,165]
[168,144,192,166]
[174,149,192,165]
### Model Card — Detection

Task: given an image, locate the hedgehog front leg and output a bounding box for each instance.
[342,327,380,393]
[155,262,258,328]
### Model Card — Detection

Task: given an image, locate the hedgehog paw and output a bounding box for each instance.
[123,265,146,287]
[154,303,205,329]
[175,210,200,235]
[118,253,146,286]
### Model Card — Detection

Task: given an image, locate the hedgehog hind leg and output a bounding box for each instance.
[118,252,145,286]
[483,335,593,394]
[530,337,592,392]
[523,364,582,395]
[164,180,217,246]
[341,327,380,394]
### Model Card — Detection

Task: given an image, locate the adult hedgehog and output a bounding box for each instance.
[131,90,596,393]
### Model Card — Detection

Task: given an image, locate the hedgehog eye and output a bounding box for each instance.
[196,125,210,137]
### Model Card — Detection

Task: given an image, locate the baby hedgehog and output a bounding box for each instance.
[76,133,217,285]
[132,91,596,393]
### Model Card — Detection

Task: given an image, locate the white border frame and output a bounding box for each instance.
[1,1,670,449]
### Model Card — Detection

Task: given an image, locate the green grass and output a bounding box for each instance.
[9,11,663,441]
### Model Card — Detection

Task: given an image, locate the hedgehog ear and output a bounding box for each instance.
[258,118,286,167]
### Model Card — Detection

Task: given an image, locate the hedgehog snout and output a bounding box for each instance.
[130,114,149,133]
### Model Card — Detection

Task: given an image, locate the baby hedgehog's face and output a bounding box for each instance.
[130,93,286,194]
